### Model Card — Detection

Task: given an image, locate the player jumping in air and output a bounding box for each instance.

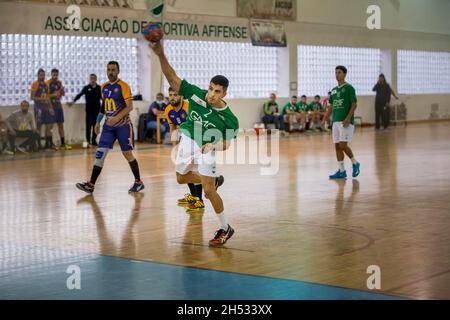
[149,41,239,247]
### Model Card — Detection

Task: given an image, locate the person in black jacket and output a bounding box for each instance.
[372,74,399,130]
[68,74,102,146]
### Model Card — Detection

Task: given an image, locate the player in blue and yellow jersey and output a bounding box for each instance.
[46,68,72,150]
[164,87,188,146]
[165,87,204,213]
[76,61,144,194]
[30,68,52,150]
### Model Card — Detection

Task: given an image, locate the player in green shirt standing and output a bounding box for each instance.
[323,66,360,179]
[149,41,239,246]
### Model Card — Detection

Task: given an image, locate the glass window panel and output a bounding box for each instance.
[297,45,381,96]
[163,40,281,99]
[0,34,138,106]
[398,50,450,94]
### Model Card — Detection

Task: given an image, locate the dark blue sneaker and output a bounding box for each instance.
[352,162,360,178]
[329,170,347,180]
[129,180,145,193]
[76,182,94,194]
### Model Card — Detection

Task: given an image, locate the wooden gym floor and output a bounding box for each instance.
[0,122,449,299]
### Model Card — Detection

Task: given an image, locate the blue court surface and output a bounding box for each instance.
[0,244,402,300]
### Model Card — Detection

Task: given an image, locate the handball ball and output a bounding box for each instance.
[143,22,163,42]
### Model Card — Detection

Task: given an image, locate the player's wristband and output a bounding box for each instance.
[96,114,104,123]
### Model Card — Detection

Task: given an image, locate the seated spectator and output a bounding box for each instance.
[282,95,301,132]
[147,92,169,141]
[307,95,325,131]
[262,93,284,131]
[5,101,40,153]
[297,95,309,132]
[0,113,13,155]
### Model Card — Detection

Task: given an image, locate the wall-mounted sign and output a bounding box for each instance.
[250,20,287,47]
[237,0,296,21]
[0,2,250,42]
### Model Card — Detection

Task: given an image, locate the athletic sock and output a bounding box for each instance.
[216,212,228,230]
[128,159,141,181]
[90,165,102,185]
[187,183,196,196]
[195,184,203,201]
[338,161,345,172]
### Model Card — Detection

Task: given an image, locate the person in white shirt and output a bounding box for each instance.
[5,101,40,153]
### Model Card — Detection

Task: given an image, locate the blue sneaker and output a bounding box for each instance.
[352,162,360,178]
[329,170,347,179]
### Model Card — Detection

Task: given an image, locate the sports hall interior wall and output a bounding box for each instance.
[0,0,449,144]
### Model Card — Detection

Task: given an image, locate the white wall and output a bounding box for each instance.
[1,1,450,143]
[163,0,450,36]
[146,0,450,131]
[297,0,450,35]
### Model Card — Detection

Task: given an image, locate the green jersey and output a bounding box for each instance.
[329,82,357,124]
[307,102,323,111]
[282,102,299,115]
[298,102,309,112]
[178,79,239,146]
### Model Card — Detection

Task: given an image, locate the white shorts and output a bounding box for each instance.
[175,134,217,177]
[332,121,354,144]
